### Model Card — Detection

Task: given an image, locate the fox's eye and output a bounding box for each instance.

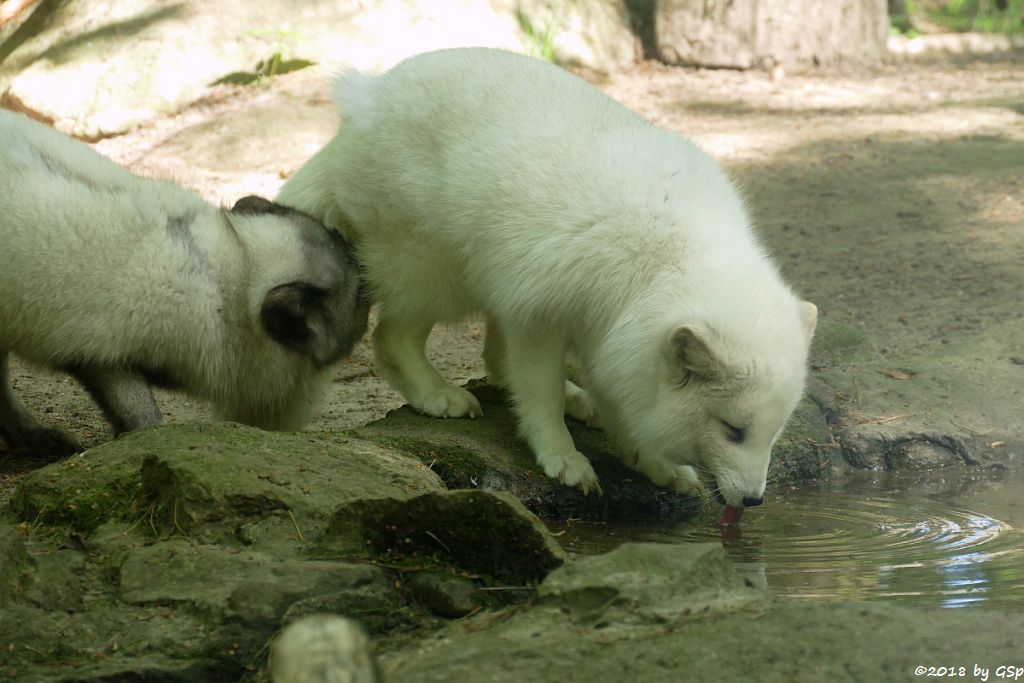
[721,420,746,444]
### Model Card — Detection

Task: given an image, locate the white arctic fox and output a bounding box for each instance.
[0,110,368,456]
[278,48,817,508]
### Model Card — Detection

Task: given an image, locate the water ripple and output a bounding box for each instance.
[672,494,1024,608]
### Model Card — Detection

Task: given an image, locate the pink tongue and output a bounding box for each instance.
[718,505,744,526]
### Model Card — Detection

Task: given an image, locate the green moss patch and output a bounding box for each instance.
[321,489,567,585]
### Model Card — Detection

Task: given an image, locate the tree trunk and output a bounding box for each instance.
[638,0,890,69]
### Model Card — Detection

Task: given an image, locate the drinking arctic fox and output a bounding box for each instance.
[279,48,817,508]
[0,110,367,456]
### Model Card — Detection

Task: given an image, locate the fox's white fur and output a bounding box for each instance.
[0,110,367,456]
[278,48,817,507]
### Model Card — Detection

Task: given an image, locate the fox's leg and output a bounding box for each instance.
[482,315,508,389]
[68,366,162,435]
[374,312,482,418]
[0,350,82,457]
[484,316,596,424]
[500,322,600,494]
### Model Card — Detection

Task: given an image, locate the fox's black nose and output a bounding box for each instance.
[742,496,764,508]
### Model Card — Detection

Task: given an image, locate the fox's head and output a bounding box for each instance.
[591,296,817,508]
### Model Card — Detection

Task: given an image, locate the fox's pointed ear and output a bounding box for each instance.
[799,301,818,342]
[669,325,722,383]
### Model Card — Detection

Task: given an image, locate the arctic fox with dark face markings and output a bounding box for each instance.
[0,110,368,456]
[278,48,817,508]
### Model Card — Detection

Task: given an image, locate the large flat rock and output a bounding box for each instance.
[354,382,702,522]
[118,539,393,630]
[10,422,444,548]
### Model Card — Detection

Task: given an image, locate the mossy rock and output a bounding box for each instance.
[320,489,567,585]
[118,539,392,630]
[9,441,149,534]
[10,423,444,545]
[0,522,28,606]
[767,395,845,484]
[0,600,230,681]
[136,425,443,547]
[353,382,699,523]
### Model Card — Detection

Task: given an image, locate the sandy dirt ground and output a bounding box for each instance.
[2,55,1022,500]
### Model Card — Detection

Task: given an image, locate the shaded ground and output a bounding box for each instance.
[3,57,1023,499]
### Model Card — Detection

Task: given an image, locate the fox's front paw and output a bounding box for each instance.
[537,448,602,495]
[18,427,83,460]
[418,385,483,419]
[670,465,705,498]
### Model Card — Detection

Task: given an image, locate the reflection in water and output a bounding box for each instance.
[557,471,1024,609]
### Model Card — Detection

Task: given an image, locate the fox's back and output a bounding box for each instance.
[323,50,756,320]
[0,112,217,361]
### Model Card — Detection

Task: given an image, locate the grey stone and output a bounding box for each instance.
[119,539,387,627]
[405,572,482,618]
[538,542,761,625]
[886,435,970,470]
